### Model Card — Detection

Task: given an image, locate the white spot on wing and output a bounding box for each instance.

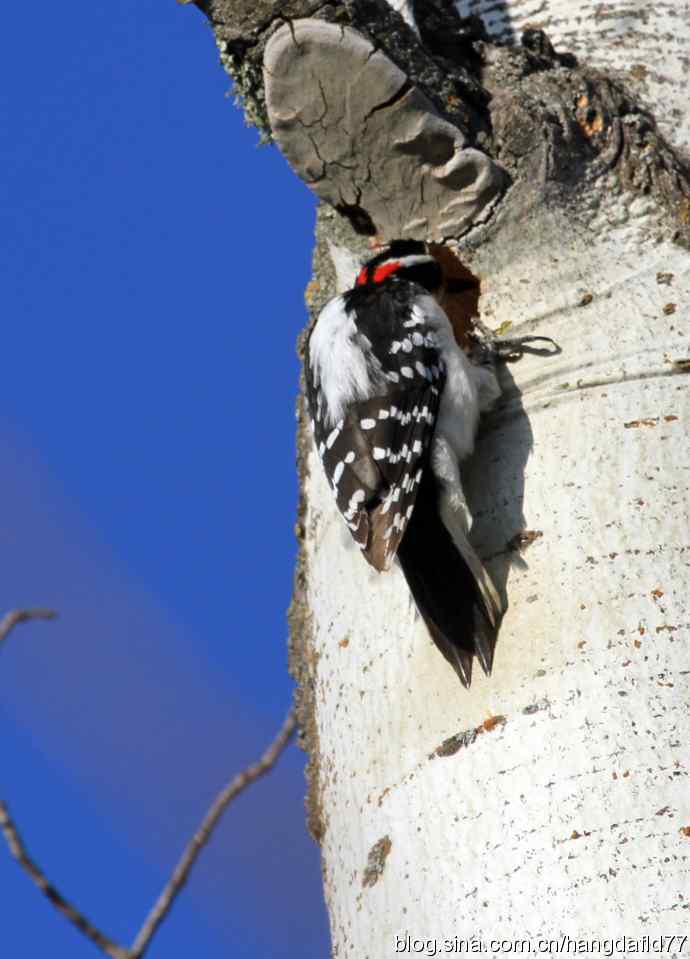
[326,426,340,449]
[403,308,425,328]
[345,488,366,519]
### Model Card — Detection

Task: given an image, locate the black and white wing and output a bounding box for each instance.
[305,283,444,572]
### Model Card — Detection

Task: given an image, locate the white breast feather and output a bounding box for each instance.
[415,294,503,620]
[411,295,483,461]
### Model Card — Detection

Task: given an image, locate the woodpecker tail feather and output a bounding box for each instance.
[438,501,503,630]
[396,470,501,688]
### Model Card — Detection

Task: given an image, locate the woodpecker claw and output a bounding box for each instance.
[471,320,560,361]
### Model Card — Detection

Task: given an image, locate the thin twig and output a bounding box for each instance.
[0,801,129,959]
[1,603,297,958]
[0,608,57,647]
[0,607,125,957]
[130,707,297,958]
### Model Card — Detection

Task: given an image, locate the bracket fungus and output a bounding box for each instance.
[263,19,505,243]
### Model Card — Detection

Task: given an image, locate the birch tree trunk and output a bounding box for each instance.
[195,0,690,950]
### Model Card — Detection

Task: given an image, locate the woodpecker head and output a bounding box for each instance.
[352,241,482,346]
[355,240,443,297]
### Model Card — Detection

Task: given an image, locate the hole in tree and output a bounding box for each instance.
[429,244,480,347]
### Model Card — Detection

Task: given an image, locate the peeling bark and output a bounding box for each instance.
[188,0,690,951]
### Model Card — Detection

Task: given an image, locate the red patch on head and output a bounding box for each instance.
[373,261,401,284]
[356,260,402,287]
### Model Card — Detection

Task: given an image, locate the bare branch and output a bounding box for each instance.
[0,603,124,956]
[0,608,57,647]
[0,801,129,959]
[130,707,297,958]
[1,696,296,957]
[1,603,297,957]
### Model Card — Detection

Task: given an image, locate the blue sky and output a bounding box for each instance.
[0,2,329,956]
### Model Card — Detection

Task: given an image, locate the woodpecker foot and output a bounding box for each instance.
[470,320,560,361]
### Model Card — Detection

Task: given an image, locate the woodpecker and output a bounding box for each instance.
[305,240,502,686]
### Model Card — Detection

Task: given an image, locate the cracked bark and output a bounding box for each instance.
[187,0,690,950]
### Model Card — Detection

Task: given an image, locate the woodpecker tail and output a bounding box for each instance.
[396,469,502,688]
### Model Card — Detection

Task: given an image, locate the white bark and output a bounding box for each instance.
[306,216,690,951]
[296,1,690,952]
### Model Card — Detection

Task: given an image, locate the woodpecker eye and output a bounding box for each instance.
[398,261,442,294]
